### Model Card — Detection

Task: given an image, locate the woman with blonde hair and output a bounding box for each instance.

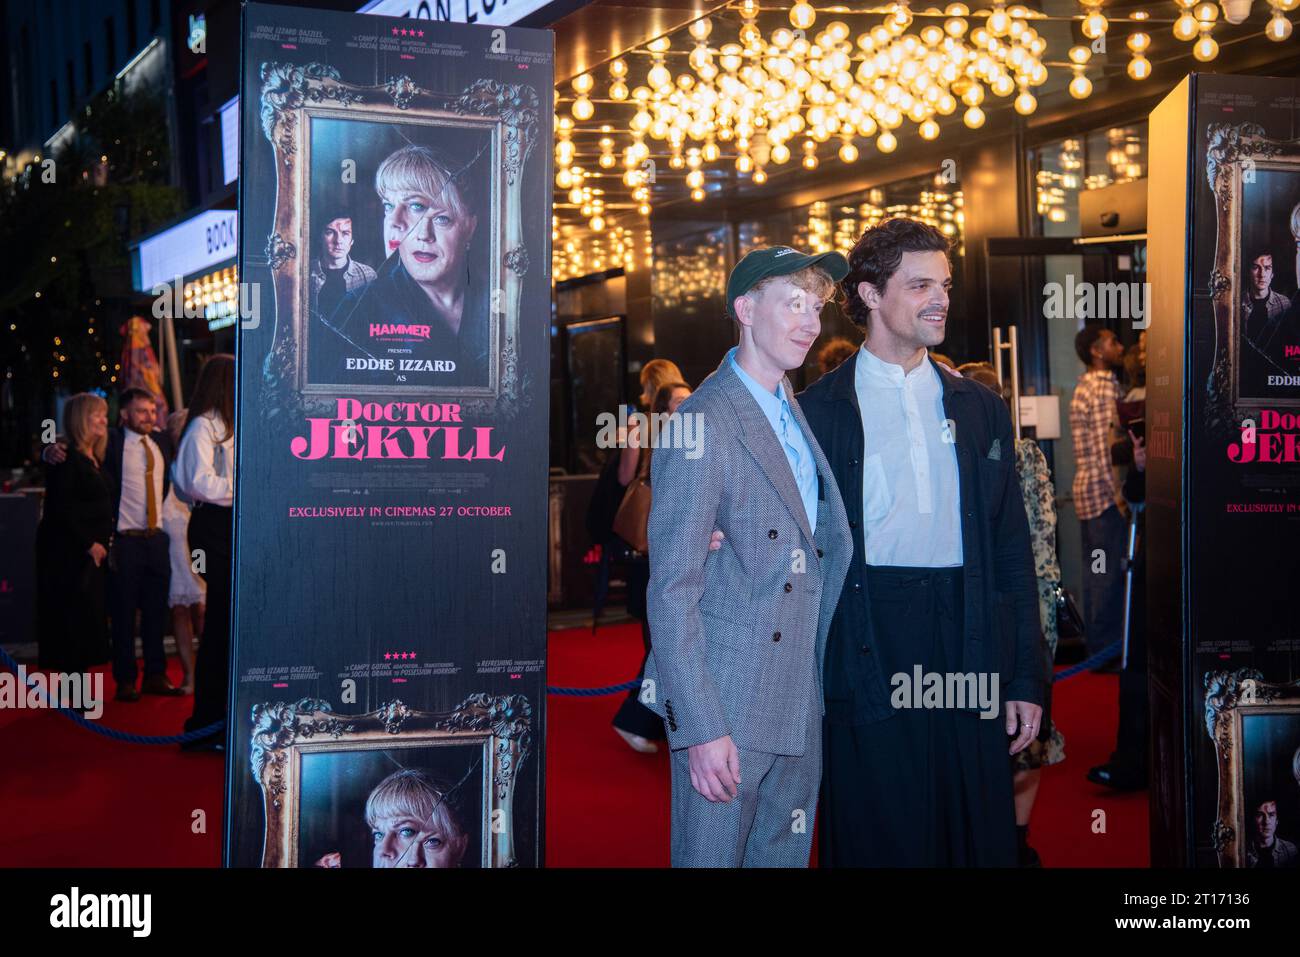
[36,393,115,675]
[608,360,688,751]
[611,377,692,753]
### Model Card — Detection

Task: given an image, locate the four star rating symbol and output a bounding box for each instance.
[383,652,418,661]
[391,28,426,37]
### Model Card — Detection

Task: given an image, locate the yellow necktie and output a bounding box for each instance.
[144,439,158,530]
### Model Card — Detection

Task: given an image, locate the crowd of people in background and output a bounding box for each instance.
[34,353,235,750]
[29,229,1151,854]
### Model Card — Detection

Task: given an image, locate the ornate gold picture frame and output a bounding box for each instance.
[1205,124,1300,432]
[257,63,540,418]
[250,693,532,868]
[1204,669,1300,868]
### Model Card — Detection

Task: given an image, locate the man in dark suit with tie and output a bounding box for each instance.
[104,388,184,701]
[44,389,185,700]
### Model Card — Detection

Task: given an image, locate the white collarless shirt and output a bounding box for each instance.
[117,430,165,532]
[854,345,962,567]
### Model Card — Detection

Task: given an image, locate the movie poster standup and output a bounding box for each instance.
[1148,75,1300,868]
[229,4,553,867]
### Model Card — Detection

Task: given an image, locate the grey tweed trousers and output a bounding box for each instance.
[668,699,821,868]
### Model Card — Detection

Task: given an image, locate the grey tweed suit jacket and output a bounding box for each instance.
[642,355,853,757]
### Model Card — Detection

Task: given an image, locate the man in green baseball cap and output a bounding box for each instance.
[641,244,853,866]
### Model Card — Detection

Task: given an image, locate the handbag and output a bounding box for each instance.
[611,448,651,554]
[1053,583,1086,640]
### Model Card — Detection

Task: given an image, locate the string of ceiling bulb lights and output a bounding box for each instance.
[552,0,1297,238]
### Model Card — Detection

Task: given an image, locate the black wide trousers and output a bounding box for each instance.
[820,566,1017,867]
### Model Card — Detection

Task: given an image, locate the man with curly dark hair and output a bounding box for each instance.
[797,217,1046,867]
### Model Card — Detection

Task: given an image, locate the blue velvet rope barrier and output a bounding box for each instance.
[2,637,1121,748]
[0,645,224,744]
[547,680,641,696]
[1053,640,1122,681]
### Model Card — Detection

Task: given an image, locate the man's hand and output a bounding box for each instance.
[315,852,342,868]
[1129,431,1146,473]
[708,529,724,552]
[687,735,741,802]
[88,542,108,567]
[1005,700,1043,755]
[43,441,67,465]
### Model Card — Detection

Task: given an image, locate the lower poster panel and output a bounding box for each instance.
[251,695,533,869]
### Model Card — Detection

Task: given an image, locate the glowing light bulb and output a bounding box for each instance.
[790,1,816,30]
[691,188,706,201]
[920,118,940,140]
[964,105,986,128]
[556,169,573,189]
[1127,31,1151,52]
[572,96,594,120]
[839,141,859,162]
[1173,13,1199,39]
[689,17,712,41]
[1266,13,1293,39]
[753,168,768,184]
[1068,45,1091,65]
[609,58,628,78]
[590,215,605,232]
[988,6,1010,35]
[771,143,791,164]
[1127,54,1152,80]
[572,73,594,95]
[1015,90,1036,114]
[1069,74,1092,99]
[1193,1,1218,21]
[876,131,897,152]
[1082,11,1108,38]
[1193,32,1219,60]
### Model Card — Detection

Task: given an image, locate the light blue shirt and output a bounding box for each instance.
[853,345,962,567]
[727,347,818,535]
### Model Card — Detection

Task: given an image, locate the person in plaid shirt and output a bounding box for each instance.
[1069,324,1127,664]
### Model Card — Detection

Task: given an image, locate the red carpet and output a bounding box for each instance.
[0,627,1146,867]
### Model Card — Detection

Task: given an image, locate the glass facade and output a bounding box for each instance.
[738,171,965,260]
[1033,123,1147,236]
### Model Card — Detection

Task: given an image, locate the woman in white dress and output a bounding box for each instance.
[163,409,205,694]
